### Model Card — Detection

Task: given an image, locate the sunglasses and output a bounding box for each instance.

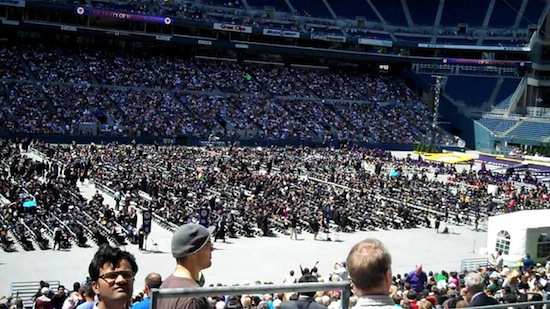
[98,271,135,283]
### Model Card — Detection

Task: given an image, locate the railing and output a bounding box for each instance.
[460,258,489,272]
[151,282,550,309]
[151,282,352,309]
[11,280,60,309]
[475,301,550,309]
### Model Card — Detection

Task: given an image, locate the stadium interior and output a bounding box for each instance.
[0,0,550,307]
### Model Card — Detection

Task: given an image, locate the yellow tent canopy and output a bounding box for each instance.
[423,153,474,164]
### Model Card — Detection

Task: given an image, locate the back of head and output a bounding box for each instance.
[298,274,318,298]
[79,285,95,299]
[346,238,392,294]
[464,272,484,294]
[392,293,402,305]
[145,273,163,289]
[73,282,81,293]
[15,298,23,309]
[225,299,243,309]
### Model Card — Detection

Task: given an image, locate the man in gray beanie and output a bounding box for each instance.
[157,224,215,309]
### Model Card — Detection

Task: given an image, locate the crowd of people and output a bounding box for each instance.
[0,139,145,253]
[3,230,550,309]
[0,139,549,308]
[2,138,548,258]
[0,44,460,145]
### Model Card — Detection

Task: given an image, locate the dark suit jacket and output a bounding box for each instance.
[469,293,499,307]
[280,296,328,309]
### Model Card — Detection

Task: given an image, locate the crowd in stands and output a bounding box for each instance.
[0,44,460,145]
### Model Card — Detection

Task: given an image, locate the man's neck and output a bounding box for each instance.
[173,264,198,282]
[356,288,389,297]
[97,300,125,309]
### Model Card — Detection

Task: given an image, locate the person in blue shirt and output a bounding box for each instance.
[521,253,535,272]
[75,285,95,309]
[131,273,162,309]
[405,264,427,293]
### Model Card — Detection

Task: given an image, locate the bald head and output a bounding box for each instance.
[145,272,162,290]
[346,238,392,295]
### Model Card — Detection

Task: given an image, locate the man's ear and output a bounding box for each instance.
[386,269,393,288]
[92,281,100,297]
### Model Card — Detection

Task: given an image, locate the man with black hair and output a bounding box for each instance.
[75,286,95,309]
[88,244,138,309]
[131,273,162,309]
[50,286,66,309]
[280,275,328,309]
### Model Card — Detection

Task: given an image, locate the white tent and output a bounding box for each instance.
[487,209,550,264]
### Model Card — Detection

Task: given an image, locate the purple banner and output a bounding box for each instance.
[76,7,172,25]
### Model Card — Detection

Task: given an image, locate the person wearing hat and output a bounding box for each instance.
[157,224,215,309]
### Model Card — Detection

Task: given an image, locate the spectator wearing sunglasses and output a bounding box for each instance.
[88,245,138,309]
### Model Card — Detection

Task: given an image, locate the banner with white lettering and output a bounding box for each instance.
[213,23,252,33]
[263,28,300,38]
[310,34,347,43]
[358,38,393,47]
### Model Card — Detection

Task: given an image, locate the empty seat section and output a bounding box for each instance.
[440,0,490,27]
[494,78,521,105]
[477,118,517,133]
[247,0,291,11]
[289,0,332,18]
[507,121,550,140]
[488,0,521,27]
[371,0,408,26]
[326,0,379,21]
[519,0,547,27]
[444,76,498,108]
[407,0,438,26]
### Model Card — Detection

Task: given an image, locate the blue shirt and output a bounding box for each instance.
[131,297,150,309]
[76,301,95,309]
[405,271,427,293]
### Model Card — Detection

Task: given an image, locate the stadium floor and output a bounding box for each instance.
[0,151,489,295]
[0,206,487,294]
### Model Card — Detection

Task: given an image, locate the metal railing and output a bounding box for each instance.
[477,301,550,309]
[151,282,550,309]
[151,282,351,309]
